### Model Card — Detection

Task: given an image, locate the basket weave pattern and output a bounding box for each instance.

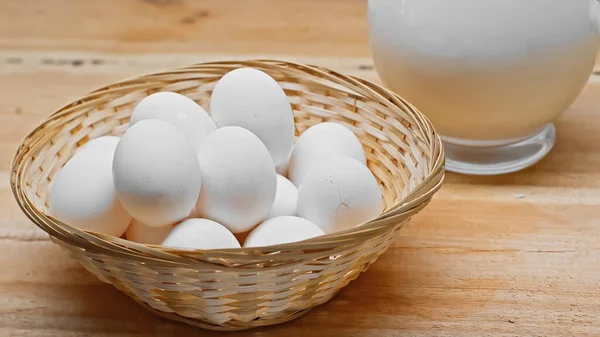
[11,60,444,331]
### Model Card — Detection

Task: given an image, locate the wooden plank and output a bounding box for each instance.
[2,50,600,335]
[0,0,369,56]
[3,0,600,66]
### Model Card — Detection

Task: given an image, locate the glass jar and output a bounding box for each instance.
[368,0,600,174]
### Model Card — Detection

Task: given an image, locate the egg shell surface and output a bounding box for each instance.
[276,150,291,177]
[113,119,202,227]
[288,122,367,186]
[130,92,216,150]
[267,175,298,219]
[210,68,294,166]
[49,139,131,237]
[244,216,324,247]
[196,126,277,233]
[297,156,383,234]
[162,218,240,250]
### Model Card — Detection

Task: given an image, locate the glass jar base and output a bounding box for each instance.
[443,124,556,175]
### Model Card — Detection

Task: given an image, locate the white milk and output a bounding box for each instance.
[369,0,599,141]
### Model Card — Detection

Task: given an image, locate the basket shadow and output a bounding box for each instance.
[50,248,420,336]
[195,235,442,336]
[22,229,447,336]
[47,273,203,335]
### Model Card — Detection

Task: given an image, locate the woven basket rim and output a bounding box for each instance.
[11,59,444,266]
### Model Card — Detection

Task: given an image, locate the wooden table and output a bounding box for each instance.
[2,1,600,336]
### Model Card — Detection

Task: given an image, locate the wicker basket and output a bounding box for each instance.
[11,60,444,331]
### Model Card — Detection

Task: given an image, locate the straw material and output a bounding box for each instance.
[11,60,444,331]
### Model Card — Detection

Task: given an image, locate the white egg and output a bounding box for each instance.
[210,68,294,166]
[162,218,240,250]
[126,219,172,245]
[130,92,216,150]
[267,175,298,219]
[244,216,324,247]
[288,122,366,186]
[113,119,201,227]
[49,140,131,237]
[297,156,383,234]
[196,126,276,233]
[276,150,291,177]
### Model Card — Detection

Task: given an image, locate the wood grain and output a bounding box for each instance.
[0,0,368,56]
[2,0,600,336]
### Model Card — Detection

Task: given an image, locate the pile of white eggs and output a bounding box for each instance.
[49,68,383,249]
